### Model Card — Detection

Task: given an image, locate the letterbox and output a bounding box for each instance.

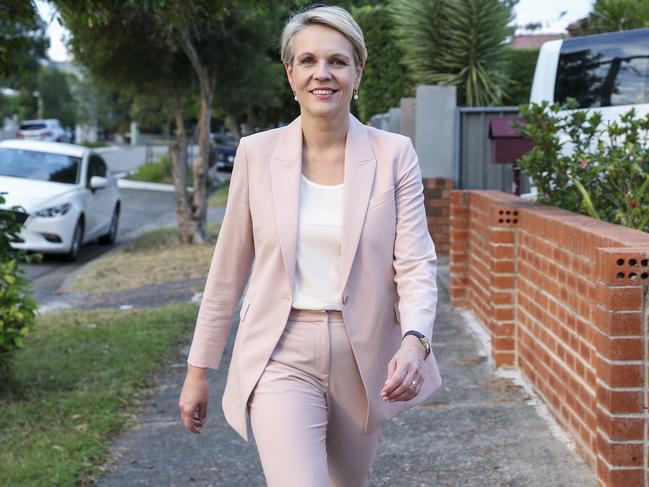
[488,115,534,164]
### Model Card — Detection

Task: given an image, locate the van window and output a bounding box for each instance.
[554,29,649,109]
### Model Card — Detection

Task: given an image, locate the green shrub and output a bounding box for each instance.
[352,4,414,122]
[80,141,107,148]
[127,153,173,183]
[515,99,649,232]
[0,194,38,381]
[501,48,539,106]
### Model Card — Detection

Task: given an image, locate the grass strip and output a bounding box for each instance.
[66,224,220,295]
[125,154,174,184]
[208,180,230,208]
[0,303,198,487]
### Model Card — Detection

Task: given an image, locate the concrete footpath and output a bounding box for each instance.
[94,260,596,487]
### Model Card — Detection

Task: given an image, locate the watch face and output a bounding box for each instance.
[419,338,431,358]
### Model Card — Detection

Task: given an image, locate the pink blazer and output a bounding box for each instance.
[187,113,442,440]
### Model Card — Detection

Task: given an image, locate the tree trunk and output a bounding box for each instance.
[245,105,258,136]
[169,100,195,243]
[180,27,215,244]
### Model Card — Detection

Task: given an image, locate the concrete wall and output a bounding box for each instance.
[415,85,456,179]
[400,97,416,144]
[369,113,389,131]
[387,107,401,134]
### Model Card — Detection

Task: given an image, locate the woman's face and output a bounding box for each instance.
[285,24,363,121]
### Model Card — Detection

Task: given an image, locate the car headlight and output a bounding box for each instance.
[34,203,72,218]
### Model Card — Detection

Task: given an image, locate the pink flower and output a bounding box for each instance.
[579,159,589,169]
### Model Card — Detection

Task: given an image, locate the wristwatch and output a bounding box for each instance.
[402,330,431,359]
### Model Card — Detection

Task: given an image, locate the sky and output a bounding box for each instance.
[35,1,69,62]
[513,0,594,33]
[36,0,595,63]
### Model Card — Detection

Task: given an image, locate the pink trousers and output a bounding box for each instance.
[247,308,383,487]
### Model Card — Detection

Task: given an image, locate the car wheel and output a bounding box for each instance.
[98,206,119,245]
[63,219,84,262]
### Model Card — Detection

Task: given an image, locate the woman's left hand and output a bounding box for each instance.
[380,336,426,402]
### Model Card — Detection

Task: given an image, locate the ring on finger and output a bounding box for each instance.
[409,379,418,391]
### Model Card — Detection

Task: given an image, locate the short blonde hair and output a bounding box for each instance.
[280,5,367,67]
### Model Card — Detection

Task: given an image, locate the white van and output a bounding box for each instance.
[530,27,649,122]
[521,28,649,199]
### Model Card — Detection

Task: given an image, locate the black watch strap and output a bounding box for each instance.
[402,330,431,359]
[403,330,425,340]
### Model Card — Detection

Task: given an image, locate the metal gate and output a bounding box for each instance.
[454,106,531,194]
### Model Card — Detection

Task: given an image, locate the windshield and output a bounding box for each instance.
[19,123,47,130]
[0,148,80,184]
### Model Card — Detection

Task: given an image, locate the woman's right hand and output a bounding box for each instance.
[179,365,209,434]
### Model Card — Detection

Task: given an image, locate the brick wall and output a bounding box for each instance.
[423,177,452,256]
[450,190,649,487]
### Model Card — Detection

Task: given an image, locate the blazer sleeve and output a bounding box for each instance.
[186,137,254,369]
[392,139,438,338]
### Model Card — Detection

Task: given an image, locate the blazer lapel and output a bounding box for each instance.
[341,114,376,291]
[270,117,302,292]
[269,113,376,296]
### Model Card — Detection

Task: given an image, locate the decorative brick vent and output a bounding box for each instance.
[610,256,649,282]
[496,209,519,225]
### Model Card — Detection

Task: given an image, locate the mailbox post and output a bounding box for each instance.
[488,115,534,195]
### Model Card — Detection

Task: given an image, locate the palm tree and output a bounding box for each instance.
[388,0,516,107]
[575,0,649,35]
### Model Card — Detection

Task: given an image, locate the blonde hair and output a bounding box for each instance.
[280,5,367,67]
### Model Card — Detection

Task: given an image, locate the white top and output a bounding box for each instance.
[292,173,344,310]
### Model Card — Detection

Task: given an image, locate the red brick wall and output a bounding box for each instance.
[423,178,452,256]
[450,190,649,487]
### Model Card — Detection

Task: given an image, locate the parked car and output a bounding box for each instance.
[210,133,237,172]
[16,119,69,142]
[531,27,649,125]
[0,139,121,261]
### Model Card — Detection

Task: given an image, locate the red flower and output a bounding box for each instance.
[630,201,638,208]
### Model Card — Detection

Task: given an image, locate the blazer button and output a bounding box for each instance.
[342,295,349,305]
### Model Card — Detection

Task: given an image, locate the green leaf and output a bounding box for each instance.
[570,176,600,220]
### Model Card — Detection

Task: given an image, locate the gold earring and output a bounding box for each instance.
[353,89,359,101]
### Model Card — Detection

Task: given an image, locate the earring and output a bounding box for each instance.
[293,91,298,101]
[353,89,359,101]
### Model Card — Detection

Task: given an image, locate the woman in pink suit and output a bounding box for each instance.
[179,5,441,486]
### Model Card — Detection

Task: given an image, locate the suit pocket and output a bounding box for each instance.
[367,187,395,211]
[393,297,401,323]
[239,301,251,322]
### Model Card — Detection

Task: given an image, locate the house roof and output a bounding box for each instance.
[508,33,566,49]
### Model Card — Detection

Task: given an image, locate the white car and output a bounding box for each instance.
[0,140,121,261]
[17,119,69,142]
